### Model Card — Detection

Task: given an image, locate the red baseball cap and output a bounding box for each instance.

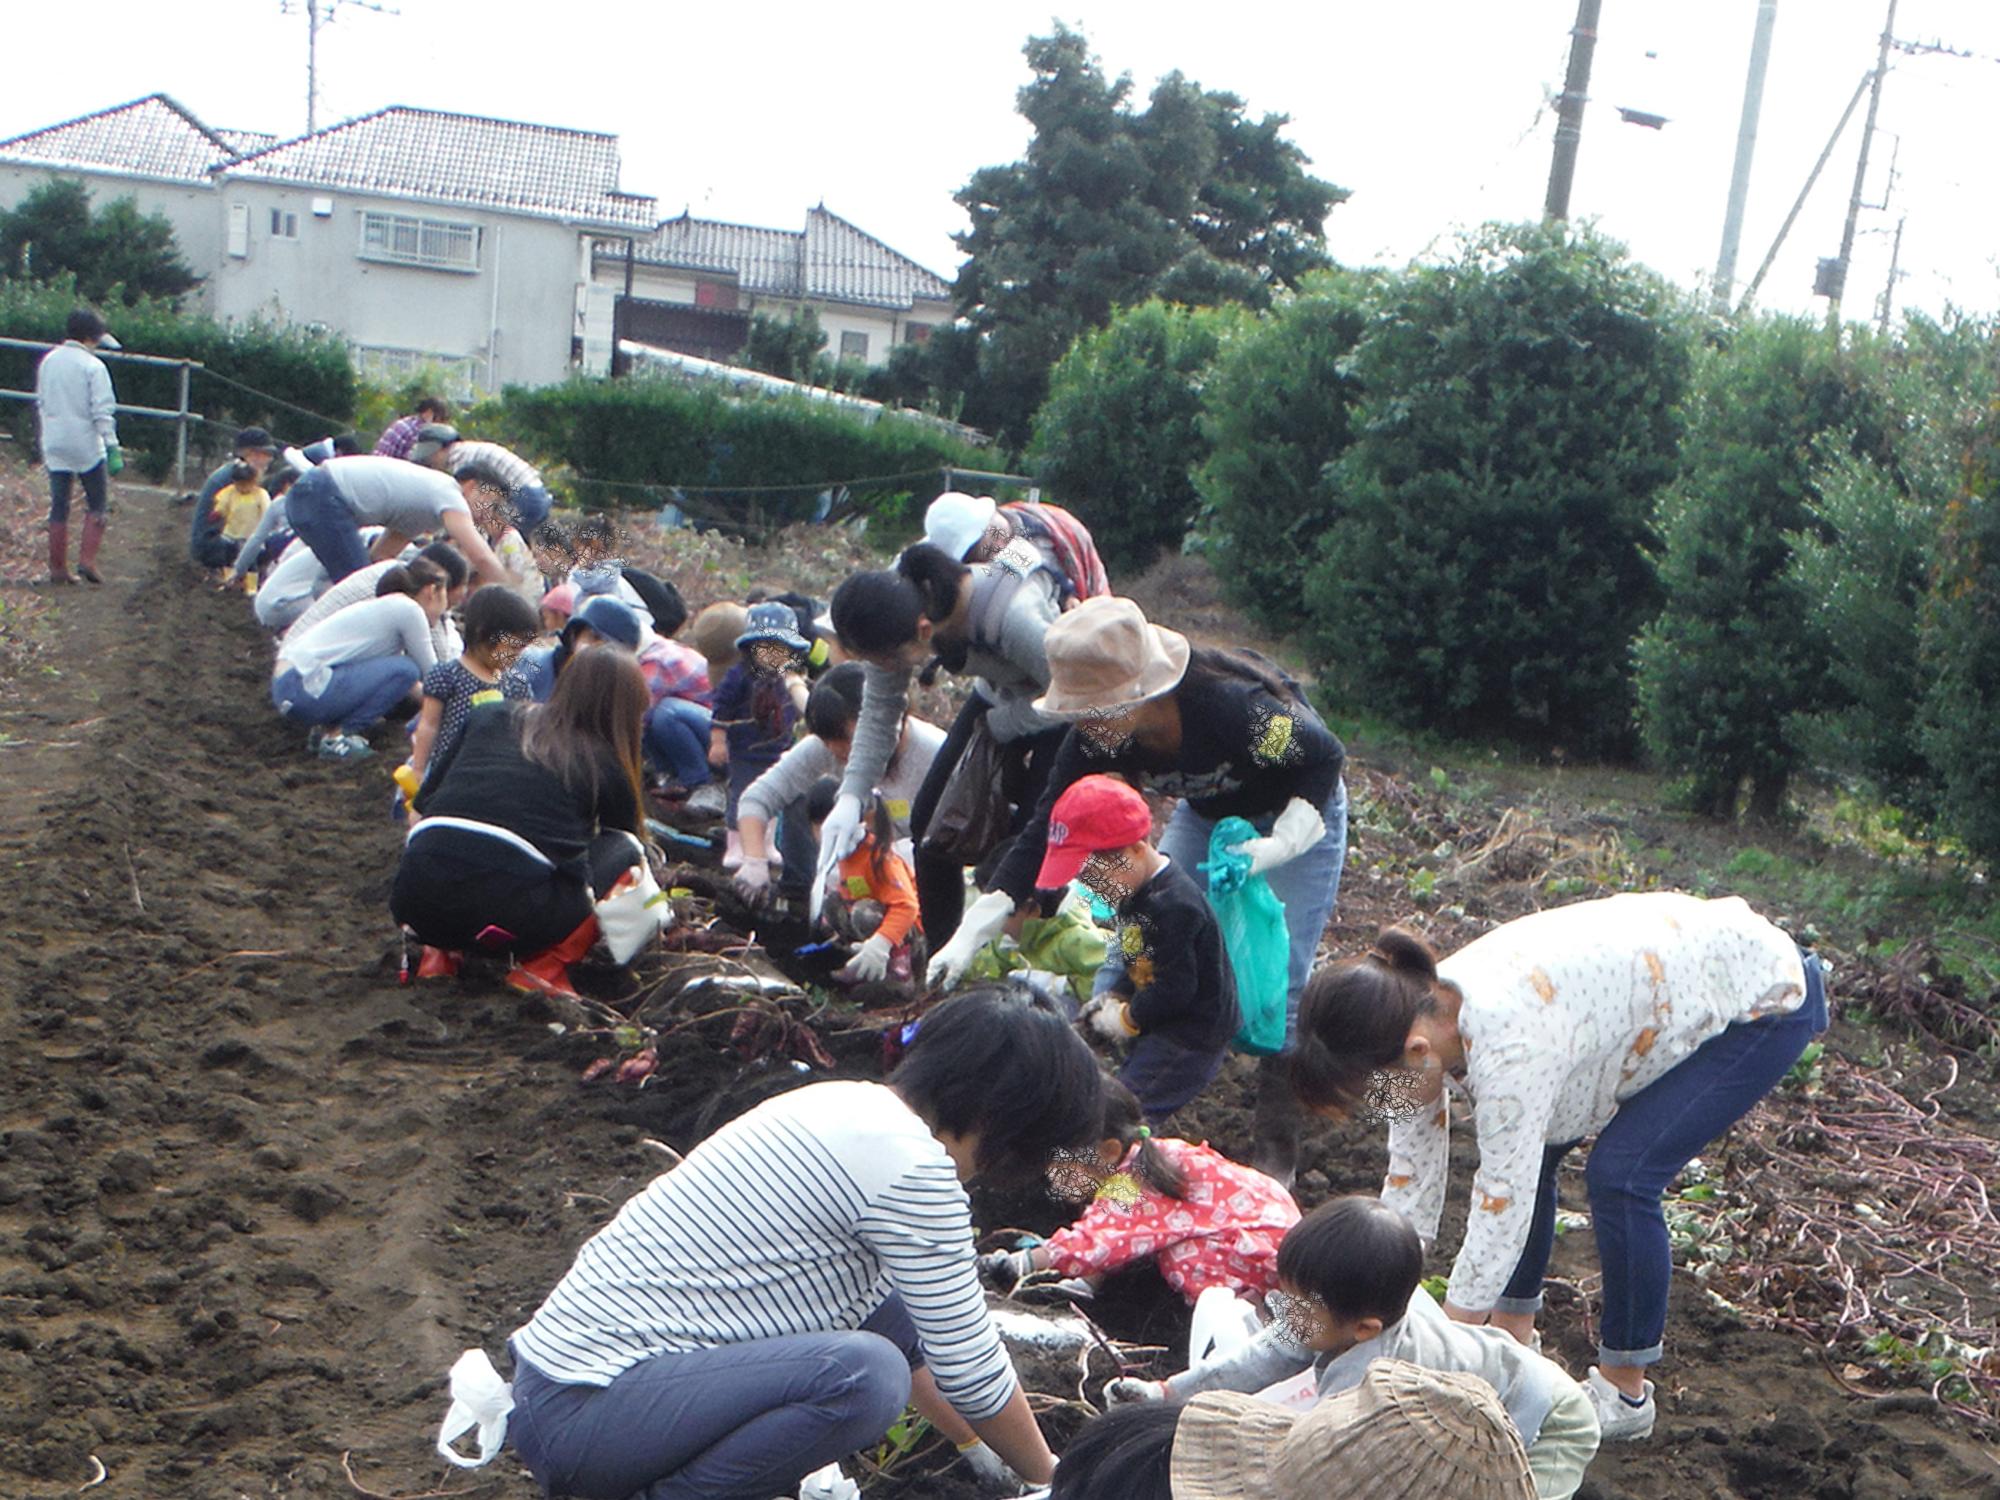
[1035,775,1152,889]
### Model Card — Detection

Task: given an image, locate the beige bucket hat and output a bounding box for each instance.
[1170,1359,1537,1500]
[1032,596,1190,719]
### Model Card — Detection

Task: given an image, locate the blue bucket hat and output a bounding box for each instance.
[736,601,808,653]
[571,594,643,650]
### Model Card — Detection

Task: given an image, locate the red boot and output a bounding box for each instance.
[48,522,72,584]
[415,946,462,981]
[506,916,600,1000]
[77,514,107,584]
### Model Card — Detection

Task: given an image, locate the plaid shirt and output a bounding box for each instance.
[374,414,427,460]
[638,637,712,708]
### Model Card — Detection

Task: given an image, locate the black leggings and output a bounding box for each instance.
[908,697,1067,947]
[390,825,642,953]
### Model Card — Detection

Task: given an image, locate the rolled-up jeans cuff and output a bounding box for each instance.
[1598,1340,1664,1368]
[1491,1293,1544,1316]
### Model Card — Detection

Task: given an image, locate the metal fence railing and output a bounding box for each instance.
[0,335,202,488]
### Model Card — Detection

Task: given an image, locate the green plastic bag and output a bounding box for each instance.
[1203,816,1290,1056]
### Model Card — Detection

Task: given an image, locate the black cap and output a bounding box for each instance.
[235,427,277,452]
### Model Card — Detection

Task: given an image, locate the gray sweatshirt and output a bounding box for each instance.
[839,544,1063,805]
[740,719,947,833]
[1165,1287,1567,1449]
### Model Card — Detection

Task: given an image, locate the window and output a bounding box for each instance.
[227,204,249,258]
[904,321,933,345]
[352,344,482,400]
[357,211,481,272]
[839,330,870,361]
[269,209,299,239]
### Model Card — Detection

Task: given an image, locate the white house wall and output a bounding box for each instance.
[208,181,587,391]
[0,165,224,312]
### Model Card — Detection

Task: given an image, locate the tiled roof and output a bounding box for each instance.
[606,206,952,311]
[224,107,656,229]
[0,93,246,182]
[215,127,278,157]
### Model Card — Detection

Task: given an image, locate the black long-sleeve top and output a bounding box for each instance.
[991,665,1345,904]
[414,703,639,866]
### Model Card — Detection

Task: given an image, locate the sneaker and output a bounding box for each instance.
[684,783,727,818]
[1586,1365,1656,1441]
[317,731,376,762]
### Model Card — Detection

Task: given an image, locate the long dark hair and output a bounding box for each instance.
[1101,1078,1187,1200]
[520,647,648,834]
[1291,928,1443,1116]
[805,661,866,741]
[1047,1403,1177,1500]
[375,558,447,599]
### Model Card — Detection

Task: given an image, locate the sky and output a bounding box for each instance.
[4,0,1996,326]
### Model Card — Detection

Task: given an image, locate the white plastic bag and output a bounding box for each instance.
[798,1461,861,1499]
[597,858,672,964]
[1188,1286,1263,1367]
[436,1348,514,1469]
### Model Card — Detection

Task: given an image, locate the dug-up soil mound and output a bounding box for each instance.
[1,487,1997,1499]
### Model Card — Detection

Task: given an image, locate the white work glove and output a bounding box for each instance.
[955,1439,1023,1492]
[839,933,894,983]
[810,794,866,922]
[798,1463,860,1500]
[1103,1376,1170,1408]
[733,857,771,903]
[925,890,1017,990]
[1086,994,1138,1045]
[1226,797,1326,878]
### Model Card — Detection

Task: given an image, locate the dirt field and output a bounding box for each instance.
[1,487,1997,1499]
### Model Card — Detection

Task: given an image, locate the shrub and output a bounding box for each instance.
[1025,299,1242,570]
[1306,222,1691,756]
[1635,317,1889,818]
[0,177,199,306]
[1193,270,1372,623]
[0,276,356,480]
[488,372,989,534]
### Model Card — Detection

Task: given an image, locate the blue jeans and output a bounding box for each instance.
[1096,779,1349,1040]
[286,467,373,582]
[1120,1033,1229,1125]
[644,697,714,787]
[776,795,818,895]
[507,1297,920,1500]
[1493,951,1829,1365]
[272,657,422,733]
[48,462,108,523]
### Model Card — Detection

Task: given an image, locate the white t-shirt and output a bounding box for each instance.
[276,593,438,697]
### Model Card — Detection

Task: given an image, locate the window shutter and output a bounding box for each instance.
[227,204,250,258]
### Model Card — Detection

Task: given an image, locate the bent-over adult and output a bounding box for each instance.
[933,595,1348,1182]
[390,647,651,996]
[228,454,510,589]
[821,539,1069,942]
[409,423,555,533]
[484,989,1103,1499]
[1291,893,1828,1443]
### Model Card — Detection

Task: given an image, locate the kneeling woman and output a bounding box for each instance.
[390,647,651,996]
[1291,893,1827,1443]
[500,989,1102,1499]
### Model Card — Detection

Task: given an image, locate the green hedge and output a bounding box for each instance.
[0,277,356,481]
[486,374,991,532]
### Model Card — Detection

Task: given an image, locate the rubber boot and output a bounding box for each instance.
[415,946,462,981]
[48,522,72,584]
[506,915,600,1000]
[77,514,107,584]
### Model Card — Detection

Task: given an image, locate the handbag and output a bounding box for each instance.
[920,715,1014,866]
[595,854,672,964]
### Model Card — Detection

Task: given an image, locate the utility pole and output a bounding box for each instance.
[1826,0,1897,325]
[1876,215,1906,335]
[1714,0,1779,311]
[1543,0,1601,222]
[284,0,398,134]
[1737,71,1869,315]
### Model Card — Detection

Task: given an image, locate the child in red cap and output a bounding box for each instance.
[1039,774,1240,1122]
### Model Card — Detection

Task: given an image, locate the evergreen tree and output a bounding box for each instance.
[949,25,1344,445]
[0,178,199,306]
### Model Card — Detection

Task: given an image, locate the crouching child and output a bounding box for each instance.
[1036,773,1238,1124]
[1106,1196,1601,1499]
